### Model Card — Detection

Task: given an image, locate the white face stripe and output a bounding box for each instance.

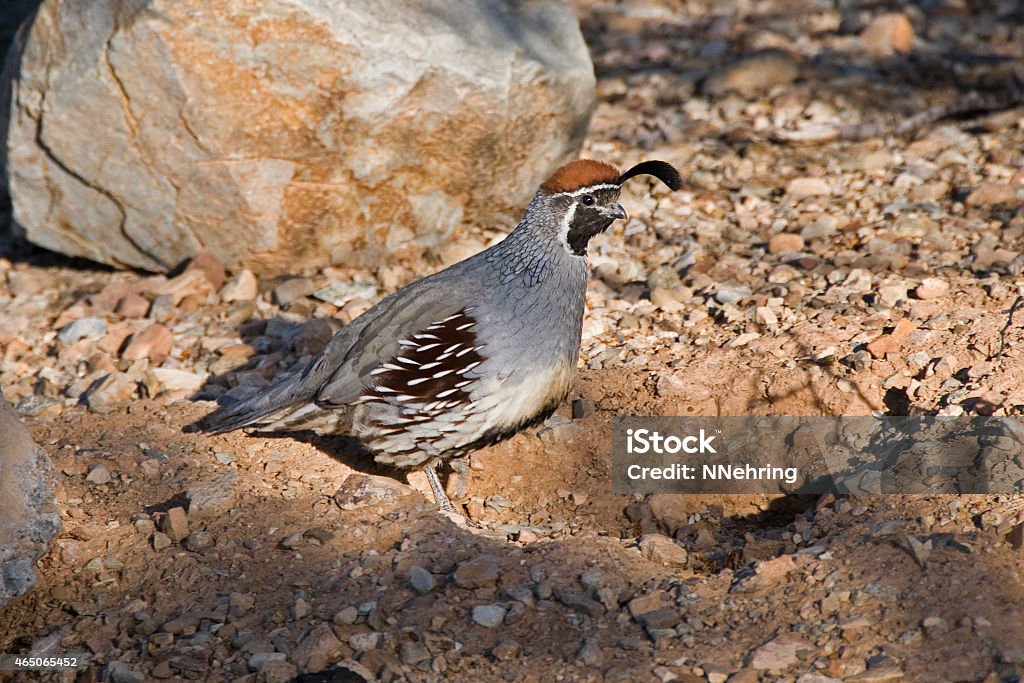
[557,200,580,257]
[557,183,620,197]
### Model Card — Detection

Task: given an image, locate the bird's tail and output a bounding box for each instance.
[190,370,319,434]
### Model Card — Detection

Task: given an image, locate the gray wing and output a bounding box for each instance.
[315,270,481,407]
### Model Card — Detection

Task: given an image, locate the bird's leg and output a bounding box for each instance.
[445,456,471,501]
[425,466,458,514]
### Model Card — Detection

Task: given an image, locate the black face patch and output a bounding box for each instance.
[565,187,622,256]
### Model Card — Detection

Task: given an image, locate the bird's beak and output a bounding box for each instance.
[610,203,628,221]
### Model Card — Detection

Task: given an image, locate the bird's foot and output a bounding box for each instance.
[426,466,460,514]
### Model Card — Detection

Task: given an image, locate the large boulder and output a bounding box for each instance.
[1,0,595,273]
[0,389,61,606]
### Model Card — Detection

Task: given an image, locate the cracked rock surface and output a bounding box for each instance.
[1,0,594,273]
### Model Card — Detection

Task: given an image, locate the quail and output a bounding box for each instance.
[195,158,683,512]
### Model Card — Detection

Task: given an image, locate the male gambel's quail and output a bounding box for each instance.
[197,159,682,511]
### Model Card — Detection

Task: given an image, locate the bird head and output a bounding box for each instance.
[537,159,683,256]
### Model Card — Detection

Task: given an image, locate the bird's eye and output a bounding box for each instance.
[581,195,595,206]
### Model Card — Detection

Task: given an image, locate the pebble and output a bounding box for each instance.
[786,177,831,198]
[409,565,436,594]
[248,652,286,672]
[492,639,522,661]
[768,233,804,254]
[183,531,214,553]
[84,372,137,409]
[220,269,259,302]
[750,633,810,670]
[333,606,358,625]
[580,569,605,591]
[399,641,431,666]
[108,663,146,683]
[122,324,174,364]
[915,278,949,300]
[966,182,1021,208]
[86,463,112,485]
[185,250,227,290]
[272,277,315,306]
[861,12,913,56]
[349,632,382,651]
[160,506,189,543]
[187,471,239,521]
[577,637,604,666]
[453,555,500,589]
[152,532,172,551]
[334,473,411,509]
[471,604,507,628]
[638,533,688,567]
[114,293,151,318]
[702,49,799,97]
[921,616,949,637]
[58,317,108,343]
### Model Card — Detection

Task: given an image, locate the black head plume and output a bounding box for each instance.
[617,160,683,191]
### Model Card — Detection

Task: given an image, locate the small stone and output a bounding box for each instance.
[152,532,172,551]
[220,269,259,302]
[399,641,431,666]
[492,639,522,661]
[147,368,205,394]
[572,397,596,419]
[292,622,344,671]
[230,592,256,615]
[580,569,605,590]
[273,277,315,306]
[84,372,137,408]
[877,285,907,308]
[114,293,151,318]
[915,278,949,300]
[248,652,286,673]
[409,565,436,594]
[922,616,949,638]
[731,555,800,593]
[109,664,146,683]
[349,632,382,652]
[134,518,156,538]
[334,473,411,509]
[333,606,358,625]
[58,317,108,343]
[769,233,804,254]
[702,49,799,97]
[861,12,914,56]
[904,534,932,568]
[637,607,681,630]
[966,182,1022,208]
[472,604,507,628]
[554,587,606,618]
[786,177,831,198]
[151,660,173,678]
[160,507,189,543]
[183,531,214,553]
[638,533,688,567]
[122,324,174,364]
[866,334,899,360]
[292,597,311,620]
[259,661,298,682]
[751,633,810,670]
[454,555,500,589]
[577,637,603,667]
[159,269,214,304]
[86,463,112,485]
[187,471,239,521]
[185,250,227,290]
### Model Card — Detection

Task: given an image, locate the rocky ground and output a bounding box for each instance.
[2,0,1024,681]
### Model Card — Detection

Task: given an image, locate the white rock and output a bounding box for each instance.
[3,0,595,273]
